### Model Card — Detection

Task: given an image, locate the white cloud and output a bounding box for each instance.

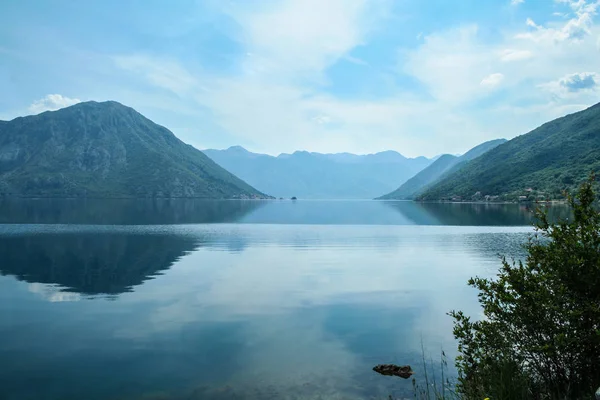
[110,0,600,157]
[561,13,594,40]
[404,1,599,101]
[518,0,598,42]
[480,73,505,87]
[343,55,369,66]
[28,94,81,114]
[557,0,596,12]
[526,18,541,29]
[540,71,599,96]
[223,0,389,81]
[500,48,533,61]
[559,71,598,90]
[511,0,524,5]
[311,115,332,124]
[403,25,500,103]
[113,55,198,96]
[112,0,442,155]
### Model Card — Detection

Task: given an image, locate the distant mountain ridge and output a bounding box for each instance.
[280,149,425,164]
[418,102,600,201]
[377,139,507,200]
[0,101,269,198]
[203,147,433,199]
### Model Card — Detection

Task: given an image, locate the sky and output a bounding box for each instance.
[1,0,599,157]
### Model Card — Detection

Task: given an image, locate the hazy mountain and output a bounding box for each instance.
[418,102,600,201]
[0,101,269,198]
[377,139,507,199]
[203,147,433,199]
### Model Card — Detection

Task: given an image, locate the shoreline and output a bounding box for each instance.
[378,199,569,205]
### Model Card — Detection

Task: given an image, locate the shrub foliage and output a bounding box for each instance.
[450,175,600,399]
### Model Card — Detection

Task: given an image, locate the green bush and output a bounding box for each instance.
[449,175,600,399]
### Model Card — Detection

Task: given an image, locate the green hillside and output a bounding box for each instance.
[0,101,269,198]
[377,139,506,199]
[418,103,600,201]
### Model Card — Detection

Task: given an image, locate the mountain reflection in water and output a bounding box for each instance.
[0,232,200,295]
[0,198,570,226]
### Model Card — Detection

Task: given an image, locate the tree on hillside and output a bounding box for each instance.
[450,175,600,399]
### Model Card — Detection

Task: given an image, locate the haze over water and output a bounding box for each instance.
[0,200,567,399]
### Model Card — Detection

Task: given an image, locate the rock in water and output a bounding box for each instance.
[373,364,414,379]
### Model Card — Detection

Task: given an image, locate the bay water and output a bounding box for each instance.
[0,199,566,399]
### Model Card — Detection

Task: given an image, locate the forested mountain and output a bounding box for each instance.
[203,146,433,199]
[377,139,506,199]
[0,101,269,198]
[418,103,600,201]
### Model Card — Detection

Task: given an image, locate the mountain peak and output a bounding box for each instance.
[57,100,128,112]
[0,102,268,198]
[29,100,143,123]
[375,150,403,156]
[227,145,250,153]
[364,150,408,163]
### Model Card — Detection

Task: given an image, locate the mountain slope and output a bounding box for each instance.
[0,101,268,198]
[378,139,506,199]
[418,103,600,201]
[203,147,433,199]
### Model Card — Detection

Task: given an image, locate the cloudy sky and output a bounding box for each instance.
[1,0,599,157]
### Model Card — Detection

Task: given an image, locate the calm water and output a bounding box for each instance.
[0,199,566,400]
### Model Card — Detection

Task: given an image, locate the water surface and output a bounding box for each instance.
[0,198,568,225]
[0,200,553,399]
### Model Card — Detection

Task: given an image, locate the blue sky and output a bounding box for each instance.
[1,0,599,157]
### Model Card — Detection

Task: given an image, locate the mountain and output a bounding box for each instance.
[202,147,433,199]
[0,101,269,198]
[418,103,600,201]
[377,139,507,200]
